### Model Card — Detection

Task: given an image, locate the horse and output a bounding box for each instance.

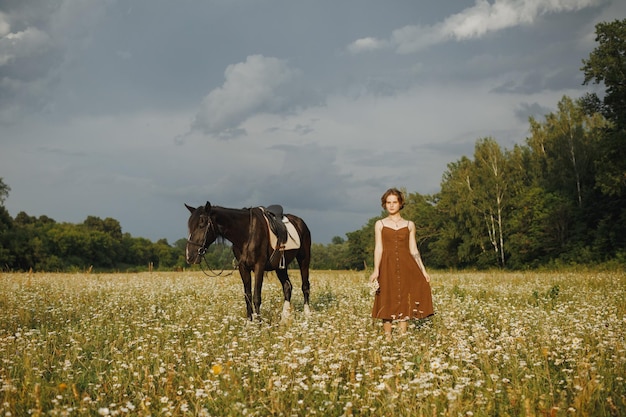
[185,202,312,321]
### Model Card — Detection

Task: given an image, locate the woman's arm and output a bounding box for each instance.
[369,220,383,282]
[408,221,430,282]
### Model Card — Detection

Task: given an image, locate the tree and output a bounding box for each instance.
[400,192,440,266]
[473,138,510,267]
[0,206,14,269]
[0,179,12,268]
[0,178,9,206]
[581,19,626,197]
[83,216,123,240]
[527,96,605,207]
[435,156,482,268]
[346,217,378,270]
[582,19,626,128]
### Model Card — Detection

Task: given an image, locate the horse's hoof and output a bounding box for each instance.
[281,301,292,322]
[303,304,312,316]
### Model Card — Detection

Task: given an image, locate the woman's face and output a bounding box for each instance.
[385,194,401,215]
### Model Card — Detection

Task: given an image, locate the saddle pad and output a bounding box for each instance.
[266,216,301,250]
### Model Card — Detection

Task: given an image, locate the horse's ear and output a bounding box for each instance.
[204,201,211,211]
[185,203,195,213]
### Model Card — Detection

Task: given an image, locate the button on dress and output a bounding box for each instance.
[372,226,434,320]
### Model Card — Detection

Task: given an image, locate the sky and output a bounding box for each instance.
[1,0,624,245]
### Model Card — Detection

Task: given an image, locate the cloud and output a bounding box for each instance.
[347,37,389,54]
[0,27,51,66]
[349,0,605,54]
[0,1,111,123]
[0,12,10,37]
[514,102,554,122]
[189,55,310,139]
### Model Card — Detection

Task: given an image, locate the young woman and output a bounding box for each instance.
[369,188,434,340]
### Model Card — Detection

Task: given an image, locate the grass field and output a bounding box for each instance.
[0,270,624,416]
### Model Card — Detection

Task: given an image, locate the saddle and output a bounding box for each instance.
[263,205,288,246]
[260,205,300,269]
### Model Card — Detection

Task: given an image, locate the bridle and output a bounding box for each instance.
[187,214,215,258]
[187,215,233,277]
[187,207,260,278]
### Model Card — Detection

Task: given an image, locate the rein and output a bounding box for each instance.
[199,254,235,277]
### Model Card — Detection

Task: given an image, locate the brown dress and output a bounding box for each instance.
[372,225,434,320]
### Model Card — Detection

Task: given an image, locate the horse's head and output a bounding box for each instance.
[185,201,217,264]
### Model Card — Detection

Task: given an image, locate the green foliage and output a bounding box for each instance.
[1,211,183,272]
[582,19,626,199]
[582,19,626,129]
[530,284,560,308]
[345,217,379,270]
[0,206,14,268]
[0,177,9,206]
[310,240,352,270]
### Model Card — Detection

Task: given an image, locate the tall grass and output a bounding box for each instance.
[0,271,624,416]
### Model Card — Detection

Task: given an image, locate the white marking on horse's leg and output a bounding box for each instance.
[303,303,311,316]
[281,300,291,322]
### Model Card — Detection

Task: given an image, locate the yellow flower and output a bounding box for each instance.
[211,364,223,375]
[58,383,68,392]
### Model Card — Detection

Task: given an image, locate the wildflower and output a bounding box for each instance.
[97,408,110,416]
[58,383,68,392]
[211,364,223,375]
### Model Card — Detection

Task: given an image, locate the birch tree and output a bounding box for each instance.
[473,138,509,267]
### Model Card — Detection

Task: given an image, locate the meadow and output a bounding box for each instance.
[0,270,624,416]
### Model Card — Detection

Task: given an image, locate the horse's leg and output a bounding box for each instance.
[238,265,254,320]
[252,264,265,321]
[276,268,293,321]
[297,250,311,316]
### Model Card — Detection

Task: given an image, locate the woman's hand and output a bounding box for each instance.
[369,271,379,282]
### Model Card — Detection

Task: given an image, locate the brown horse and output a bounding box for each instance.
[185,202,311,320]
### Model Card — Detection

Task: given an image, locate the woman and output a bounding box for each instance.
[369,188,434,340]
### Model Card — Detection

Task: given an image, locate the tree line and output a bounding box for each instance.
[1,19,624,272]
[0,206,184,271]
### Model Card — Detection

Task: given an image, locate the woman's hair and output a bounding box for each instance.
[380,188,405,209]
